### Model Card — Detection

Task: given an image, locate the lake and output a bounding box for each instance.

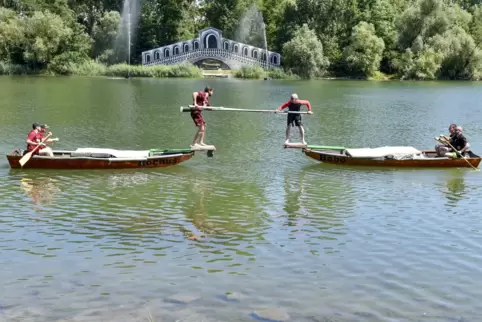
[0,76,481,322]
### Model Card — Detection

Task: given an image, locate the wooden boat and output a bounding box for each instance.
[7,145,216,169]
[299,145,481,168]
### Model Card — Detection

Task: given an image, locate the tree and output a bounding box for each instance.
[343,21,385,77]
[281,23,329,78]
[92,10,120,61]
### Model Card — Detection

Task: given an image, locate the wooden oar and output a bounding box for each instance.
[19,133,52,167]
[435,137,479,171]
[180,106,312,114]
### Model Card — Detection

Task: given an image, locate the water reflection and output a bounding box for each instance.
[18,176,61,208]
[280,166,356,256]
[440,171,467,208]
[183,179,209,240]
[181,177,270,242]
[283,168,305,226]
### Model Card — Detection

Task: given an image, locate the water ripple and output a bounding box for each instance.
[1,79,482,321]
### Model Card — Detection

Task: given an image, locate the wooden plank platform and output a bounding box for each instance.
[284,142,307,149]
[190,145,216,151]
[283,143,347,150]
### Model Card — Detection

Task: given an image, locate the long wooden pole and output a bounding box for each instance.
[19,133,52,167]
[180,106,312,114]
[435,137,479,171]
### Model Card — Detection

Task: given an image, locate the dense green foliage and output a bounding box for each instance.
[1,0,482,79]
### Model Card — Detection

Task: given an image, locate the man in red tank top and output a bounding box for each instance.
[26,123,44,155]
[25,123,59,156]
[191,87,214,147]
[277,93,312,145]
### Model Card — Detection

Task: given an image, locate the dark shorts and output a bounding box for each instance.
[287,114,302,127]
[191,114,205,127]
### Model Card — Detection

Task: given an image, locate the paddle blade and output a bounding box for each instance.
[18,151,33,167]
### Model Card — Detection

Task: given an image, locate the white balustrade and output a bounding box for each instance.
[143,48,278,69]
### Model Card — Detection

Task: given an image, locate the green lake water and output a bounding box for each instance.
[0,76,481,321]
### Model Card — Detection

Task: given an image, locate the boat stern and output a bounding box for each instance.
[6,149,26,168]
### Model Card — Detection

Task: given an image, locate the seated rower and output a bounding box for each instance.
[439,126,470,159]
[26,123,59,157]
[435,123,457,156]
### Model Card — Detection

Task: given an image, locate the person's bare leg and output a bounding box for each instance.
[198,124,207,145]
[192,126,201,146]
[299,125,306,145]
[284,126,291,144]
[438,146,450,157]
[39,147,54,157]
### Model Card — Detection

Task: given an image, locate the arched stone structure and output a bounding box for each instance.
[204,33,218,49]
[189,55,242,70]
[261,52,267,62]
[252,49,258,59]
[193,58,231,70]
[141,27,282,68]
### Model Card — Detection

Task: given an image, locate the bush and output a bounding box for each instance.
[104,62,203,78]
[233,66,265,79]
[0,62,36,75]
[267,68,300,79]
[233,66,299,79]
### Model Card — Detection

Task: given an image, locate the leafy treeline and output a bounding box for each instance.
[1,0,482,79]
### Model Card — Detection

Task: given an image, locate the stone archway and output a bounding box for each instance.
[190,57,232,70]
[204,33,218,49]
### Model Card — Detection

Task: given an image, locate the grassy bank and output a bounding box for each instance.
[0,61,204,78]
[0,61,300,80]
[0,60,403,80]
[233,66,300,80]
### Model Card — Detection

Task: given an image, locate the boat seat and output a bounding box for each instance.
[72,148,150,159]
[345,146,423,159]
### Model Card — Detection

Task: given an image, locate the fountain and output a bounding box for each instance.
[262,22,268,68]
[235,3,269,69]
[114,0,140,78]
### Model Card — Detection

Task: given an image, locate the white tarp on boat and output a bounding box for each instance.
[73,148,150,159]
[345,146,423,159]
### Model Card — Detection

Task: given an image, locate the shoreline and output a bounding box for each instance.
[1,63,481,81]
[2,74,480,82]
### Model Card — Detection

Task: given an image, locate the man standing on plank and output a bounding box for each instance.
[277,93,312,145]
[191,87,214,147]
